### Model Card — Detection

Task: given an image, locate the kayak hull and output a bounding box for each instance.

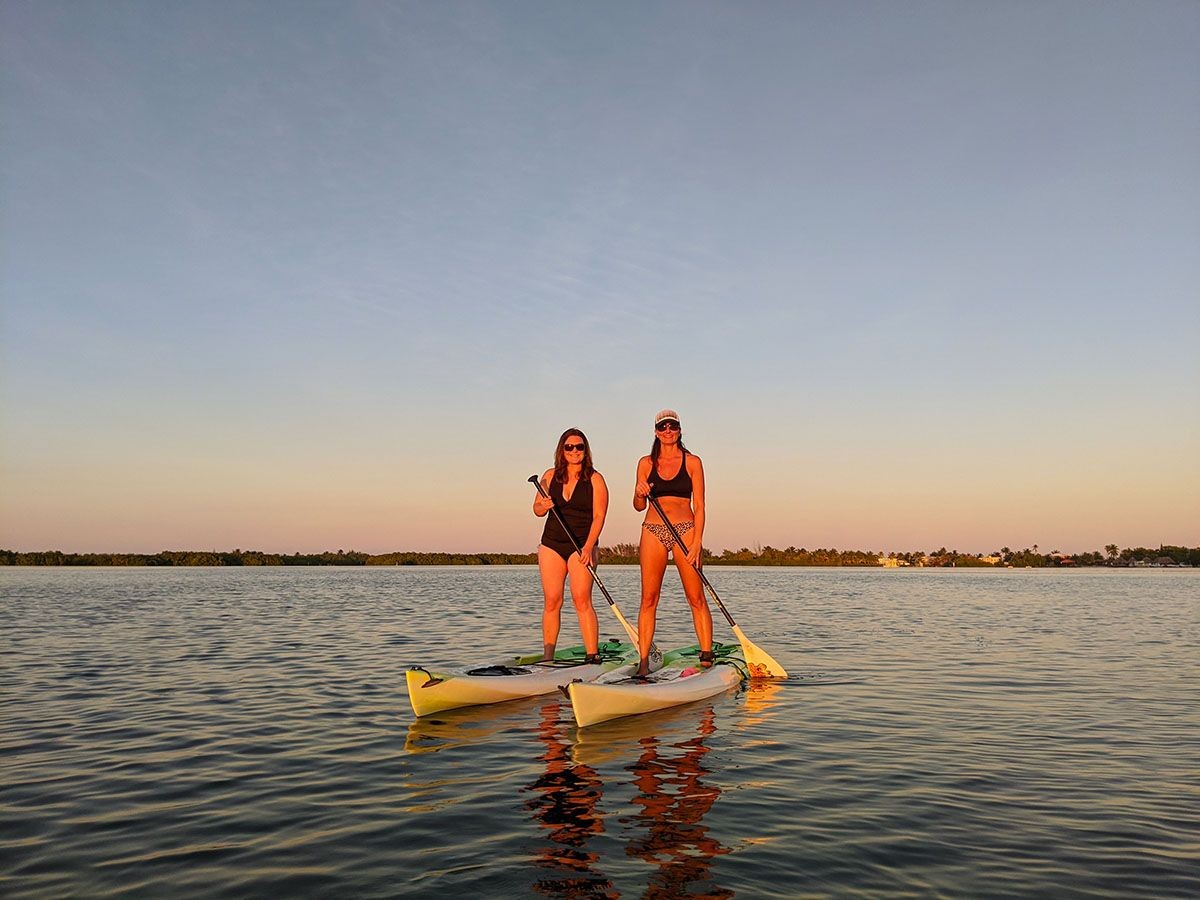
[567,643,746,727]
[406,640,637,717]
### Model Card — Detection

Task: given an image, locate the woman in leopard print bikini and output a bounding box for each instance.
[631,409,713,678]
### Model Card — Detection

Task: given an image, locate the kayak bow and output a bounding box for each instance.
[406,639,638,717]
[567,642,747,728]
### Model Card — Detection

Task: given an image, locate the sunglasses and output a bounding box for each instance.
[655,421,680,432]
[562,442,586,452]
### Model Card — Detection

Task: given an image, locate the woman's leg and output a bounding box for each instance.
[637,528,669,675]
[673,551,713,656]
[566,552,599,655]
[538,545,568,660]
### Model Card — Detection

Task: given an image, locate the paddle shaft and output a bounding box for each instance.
[528,475,645,648]
[646,495,737,628]
[645,492,788,679]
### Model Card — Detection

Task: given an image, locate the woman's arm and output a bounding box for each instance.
[532,469,555,517]
[632,456,652,511]
[580,472,608,568]
[687,455,705,567]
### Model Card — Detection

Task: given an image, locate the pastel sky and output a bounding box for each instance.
[2,1,1197,555]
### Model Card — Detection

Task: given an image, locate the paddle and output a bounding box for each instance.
[646,495,788,678]
[528,475,659,662]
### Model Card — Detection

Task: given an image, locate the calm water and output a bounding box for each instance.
[1,566,1197,898]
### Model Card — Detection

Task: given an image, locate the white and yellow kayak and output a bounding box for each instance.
[567,642,747,728]
[406,639,639,717]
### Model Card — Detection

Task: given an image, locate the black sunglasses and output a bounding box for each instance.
[655,421,680,432]
[563,442,586,452]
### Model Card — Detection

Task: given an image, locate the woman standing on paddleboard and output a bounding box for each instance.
[533,428,609,662]
[632,409,713,677]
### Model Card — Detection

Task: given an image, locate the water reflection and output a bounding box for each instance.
[403,694,550,754]
[522,700,616,898]
[405,706,512,754]
[623,707,733,899]
[409,685,782,898]
[737,678,784,730]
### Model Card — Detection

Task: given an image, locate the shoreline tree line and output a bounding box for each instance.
[2,544,1196,567]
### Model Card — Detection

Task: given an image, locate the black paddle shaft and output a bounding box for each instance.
[527,475,620,610]
[646,494,738,628]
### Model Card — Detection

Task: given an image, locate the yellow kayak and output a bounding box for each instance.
[406,639,639,717]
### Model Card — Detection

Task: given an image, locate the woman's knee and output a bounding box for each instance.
[570,592,594,614]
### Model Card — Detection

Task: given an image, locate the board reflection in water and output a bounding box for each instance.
[522,700,616,897]
[521,685,782,898]
[622,706,732,899]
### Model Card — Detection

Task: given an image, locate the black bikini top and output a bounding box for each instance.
[651,451,692,499]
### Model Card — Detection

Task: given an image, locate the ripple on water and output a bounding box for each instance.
[0,566,1198,897]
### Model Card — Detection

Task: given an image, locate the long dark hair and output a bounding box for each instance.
[649,431,689,469]
[553,428,595,484]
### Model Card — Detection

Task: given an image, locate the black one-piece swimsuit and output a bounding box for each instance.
[541,476,593,562]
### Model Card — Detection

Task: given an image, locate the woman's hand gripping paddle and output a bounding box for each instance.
[529,475,660,665]
[647,495,788,678]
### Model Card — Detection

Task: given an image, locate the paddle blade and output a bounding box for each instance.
[648,644,664,671]
[609,608,642,649]
[605,608,663,670]
[732,624,788,678]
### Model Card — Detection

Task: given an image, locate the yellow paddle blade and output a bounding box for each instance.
[609,608,640,646]
[608,607,662,669]
[732,624,788,678]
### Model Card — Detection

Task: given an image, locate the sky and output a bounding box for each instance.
[2,1,1197,555]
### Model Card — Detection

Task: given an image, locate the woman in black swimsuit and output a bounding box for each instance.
[533,428,609,662]
[632,409,712,677]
